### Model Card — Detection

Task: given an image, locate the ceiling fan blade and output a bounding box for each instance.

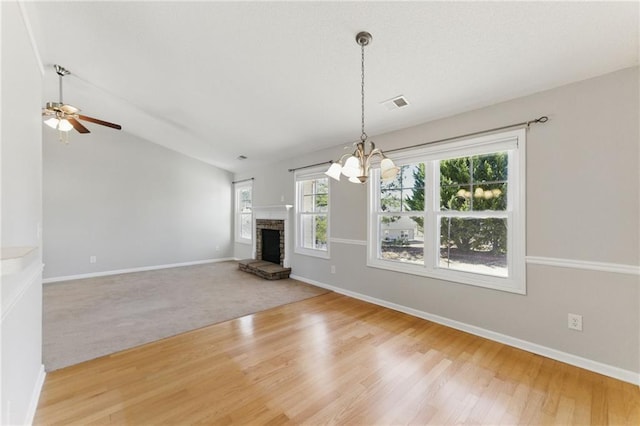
[68,117,90,134]
[77,114,122,130]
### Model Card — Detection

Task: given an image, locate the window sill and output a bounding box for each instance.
[366,258,525,295]
[295,247,330,260]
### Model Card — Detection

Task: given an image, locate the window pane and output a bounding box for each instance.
[240,213,252,239]
[300,178,328,213]
[402,188,423,211]
[439,217,507,277]
[379,215,424,265]
[440,157,470,185]
[401,164,424,188]
[440,152,507,211]
[381,163,425,213]
[470,184,507,211]
[315,193,328,212]
[315,179,328,194]
[381,190,402,212]
[300,214,327,251]
[300,180,314,195]
[239,188,252,202]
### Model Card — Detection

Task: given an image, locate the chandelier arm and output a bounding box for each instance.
[365,148,385,170]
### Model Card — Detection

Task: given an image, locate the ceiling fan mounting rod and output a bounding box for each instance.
[54,64,70,103]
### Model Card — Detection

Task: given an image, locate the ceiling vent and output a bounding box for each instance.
[382,95,410,110]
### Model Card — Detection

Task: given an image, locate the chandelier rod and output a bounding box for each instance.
[288,160,333,173]
[295,116,548,173]
[383,116,549,155]
[231,177,255,184]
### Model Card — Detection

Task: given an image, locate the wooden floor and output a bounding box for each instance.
[35,292,639,425]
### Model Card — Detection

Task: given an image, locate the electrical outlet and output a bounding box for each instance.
[568,313,583,331]
[330,265,336,274]
[90,255,97,264]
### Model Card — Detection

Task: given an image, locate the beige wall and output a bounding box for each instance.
[235,67,639,379]
[43,126,234,279]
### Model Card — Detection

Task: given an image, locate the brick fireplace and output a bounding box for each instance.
[238,205,293,280]
[251,205,292,268]
[255,219,285,266]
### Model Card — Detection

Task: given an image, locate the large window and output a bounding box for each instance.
[295,171,329,258]
[368,129,525,293]
[234,181,253,244]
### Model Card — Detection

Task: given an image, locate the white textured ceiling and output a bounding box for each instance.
[26,1,638,173]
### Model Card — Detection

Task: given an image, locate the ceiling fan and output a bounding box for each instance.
[42,64,122,138]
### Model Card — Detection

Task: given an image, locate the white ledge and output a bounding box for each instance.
[253,205,293,219]
[1,246,38,276]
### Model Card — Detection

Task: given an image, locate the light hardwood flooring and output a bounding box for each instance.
[35,292,639,425]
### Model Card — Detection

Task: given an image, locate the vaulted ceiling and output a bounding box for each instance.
[25,1,638,173]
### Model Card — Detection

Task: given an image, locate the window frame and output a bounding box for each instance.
[294,168,330,259]
[367,129,526,294]
[234,180,253,245]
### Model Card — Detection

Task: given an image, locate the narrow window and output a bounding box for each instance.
[234,181,253,244]
[295,170,329,258]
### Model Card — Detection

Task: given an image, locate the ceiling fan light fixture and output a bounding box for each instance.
[42,64,122,139]
[44,117,73,132]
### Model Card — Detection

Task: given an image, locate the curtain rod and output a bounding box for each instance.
[288,160,333,173]
[287,116,548,172]
[232,177,254,184]
[384,116,548,155]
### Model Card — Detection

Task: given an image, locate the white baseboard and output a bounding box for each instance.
[291,274,640,386]
[43,258,235,284]
[25,364,46,426]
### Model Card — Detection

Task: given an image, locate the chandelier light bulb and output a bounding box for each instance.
[380,158,400,181]
[325,162,343,181]
[341,156,361,178]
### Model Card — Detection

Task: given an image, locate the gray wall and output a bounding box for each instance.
[43,126,233,279]
[235,67,640,376]
[1,1,44,424]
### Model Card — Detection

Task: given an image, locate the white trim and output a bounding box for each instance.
[1,263,43,323]
[526,256,640,276]
[25,365,46,426]
[291,274,639,386]
[42,258,233,284]
[329,238,367,246]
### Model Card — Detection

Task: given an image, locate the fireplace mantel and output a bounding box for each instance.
[253,205,293,219]
[252,205,293,268]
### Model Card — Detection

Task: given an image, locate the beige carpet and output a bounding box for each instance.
[43,261,328,371]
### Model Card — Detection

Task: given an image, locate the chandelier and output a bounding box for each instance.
[325,31,399,184]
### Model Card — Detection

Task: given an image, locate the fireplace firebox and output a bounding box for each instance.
[261,229,281,264]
